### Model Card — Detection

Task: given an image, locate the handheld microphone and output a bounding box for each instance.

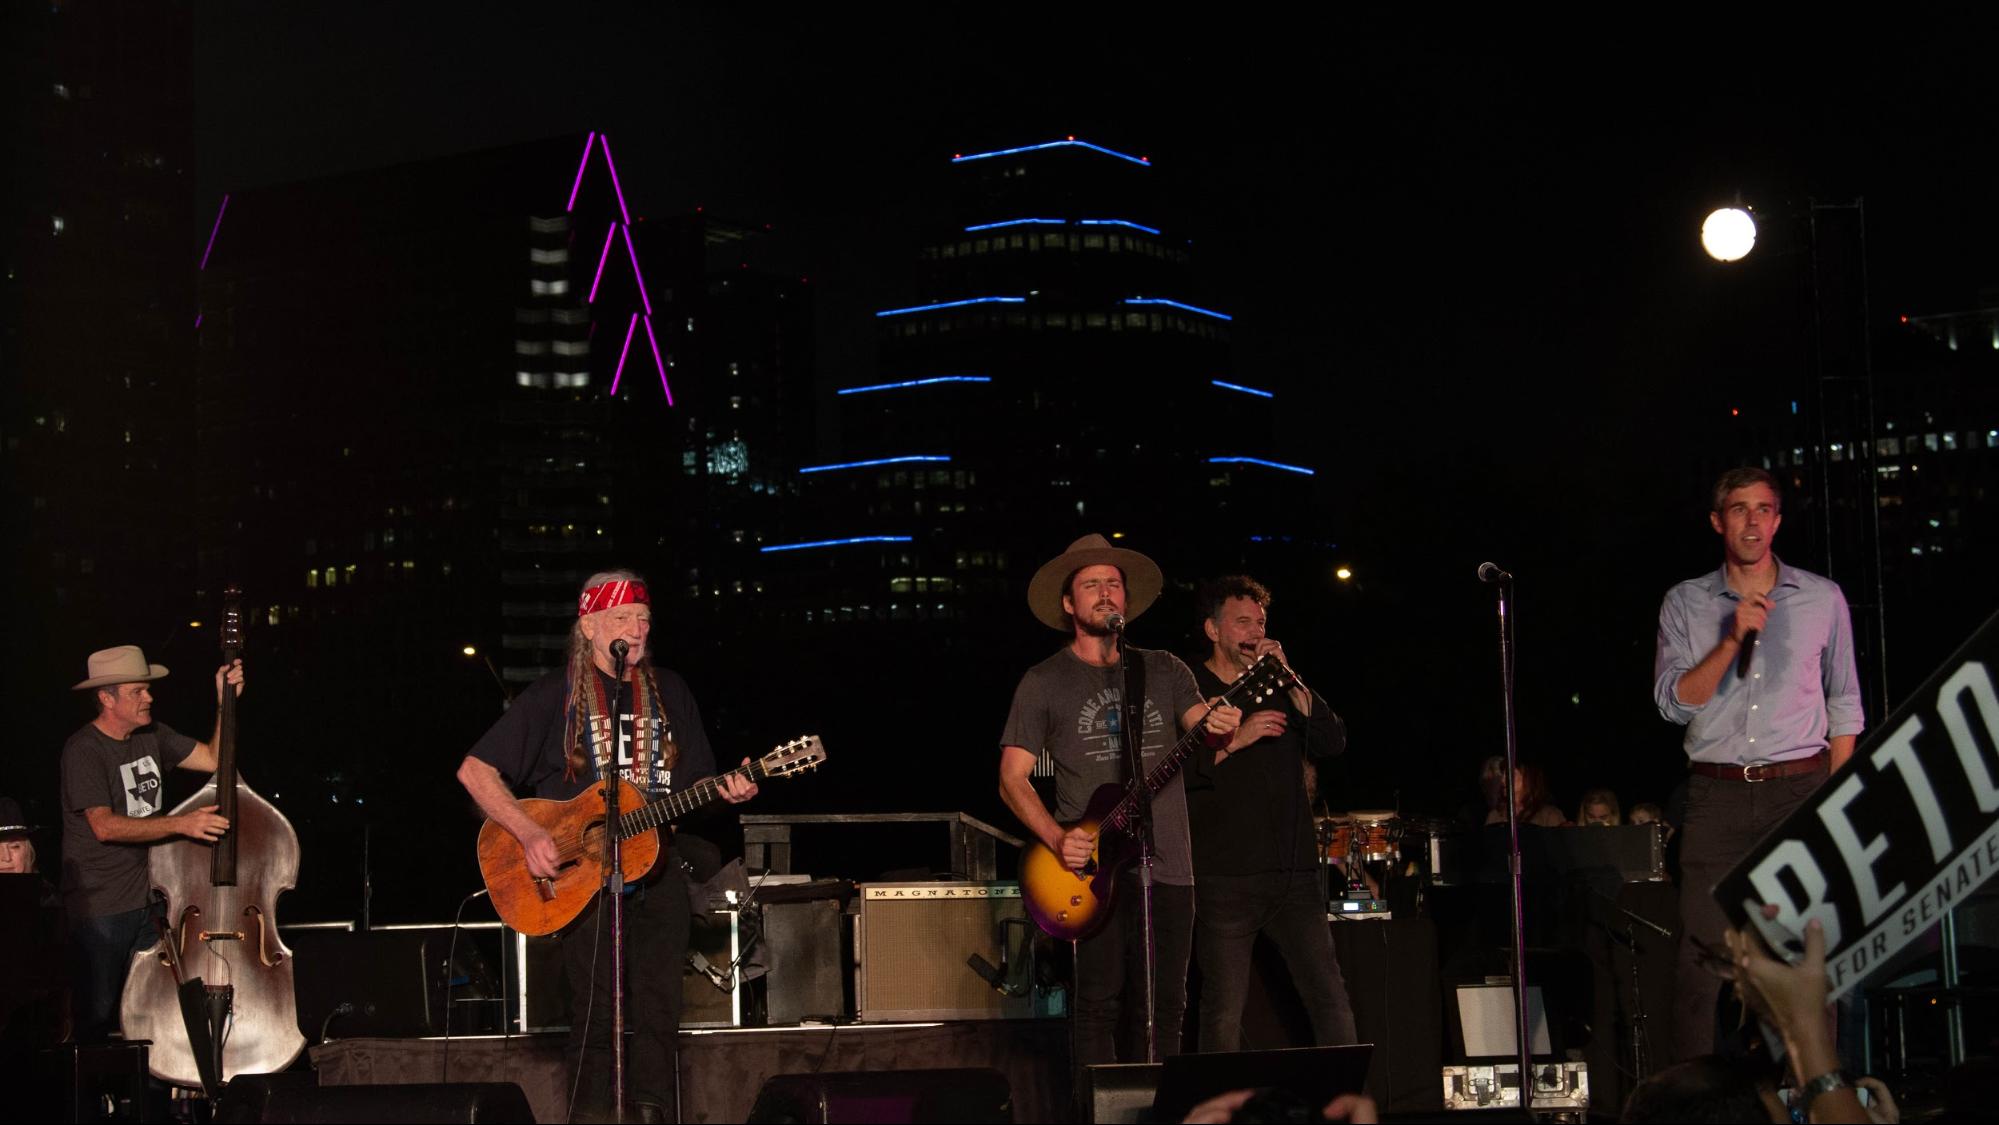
[1737,631,1757,679]
[1105,612,1126,634]
[1477,562,1513,584]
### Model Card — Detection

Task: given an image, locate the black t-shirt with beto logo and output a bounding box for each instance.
[60,721,197,918]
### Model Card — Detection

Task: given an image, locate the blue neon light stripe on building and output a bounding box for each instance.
[760,536,915,554]
[1124,298,1233,322]
[964,218,1162,235]
[799,455,953,475]
[1211,380,1274,399]
[1209,457,1314,476]
[836,376,992,395]
[875,297,1027,318]
[964,218,1066,232]
[951,140,1151,167]
[1078,219,1162,234]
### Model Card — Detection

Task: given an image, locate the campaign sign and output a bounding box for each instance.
[1715,610,1999,1002]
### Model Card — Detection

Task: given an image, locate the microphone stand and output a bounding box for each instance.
[1114,624,1161,1063]
[605,643,629,1123]
[1487,571,1535,1107]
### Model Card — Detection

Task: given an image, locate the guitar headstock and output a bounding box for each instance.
[220,584,246,660]
[759,735,827,780]
[1227,653,1296,708]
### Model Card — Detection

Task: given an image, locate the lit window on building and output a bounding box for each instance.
[1944,432,1958,451]
[307,570,318,589]
[323,567,336,587]
[52,216,65,235]
[516,371,534,387]
[530,248,569,265]
[548,279,568,295]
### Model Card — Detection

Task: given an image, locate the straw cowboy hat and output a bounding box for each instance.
[71,645,170,691]
[1026,534,1165,632]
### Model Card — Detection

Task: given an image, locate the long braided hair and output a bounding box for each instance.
[561,568,677,782]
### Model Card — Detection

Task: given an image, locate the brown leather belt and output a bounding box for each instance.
[1689,753,1826,783]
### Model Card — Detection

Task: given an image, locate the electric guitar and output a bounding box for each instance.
[1019,655,1294,940]
[478,735,826,935]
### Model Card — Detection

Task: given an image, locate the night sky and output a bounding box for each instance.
[170,9,1999,909]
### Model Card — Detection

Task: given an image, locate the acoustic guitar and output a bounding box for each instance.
[1020,655,1294,940]
[479,735,825,935]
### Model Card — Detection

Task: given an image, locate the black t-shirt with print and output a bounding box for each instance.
[60,721,197,918]
[469,665,719,804]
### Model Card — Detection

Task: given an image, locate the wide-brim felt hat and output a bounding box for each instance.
[0,797,37,837]
[71,645,169,691]
[1027,534,1165,632]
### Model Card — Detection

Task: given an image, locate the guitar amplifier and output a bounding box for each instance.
[855,882,1035,1022]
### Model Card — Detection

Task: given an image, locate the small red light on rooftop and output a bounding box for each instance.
[1067,135,1075,141]
[1731,408,1740,417]
[1900,315,1909,323]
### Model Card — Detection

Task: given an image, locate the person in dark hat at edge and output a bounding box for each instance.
[998,535,1243,1085]
[59,645,243,1041]
[1,795,69,1053]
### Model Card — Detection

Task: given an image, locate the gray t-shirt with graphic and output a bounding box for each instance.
[1000,646,1203,885]
[60,722,197,918]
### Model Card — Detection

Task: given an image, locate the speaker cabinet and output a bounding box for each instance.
[765,898,846,1024]
[856,883,1034,1022]
[746,1068,1012,1124]
[34,1042,162,1124]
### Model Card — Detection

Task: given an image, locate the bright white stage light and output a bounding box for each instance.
[1702,207,1757,262]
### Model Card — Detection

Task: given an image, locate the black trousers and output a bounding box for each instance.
[1672,765,1826,1061]
[560,870,691,1119]
[1073,871,1195,1073]
[1194,869,1358,1052]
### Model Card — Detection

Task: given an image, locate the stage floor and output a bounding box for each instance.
[310,1019,1071,1123]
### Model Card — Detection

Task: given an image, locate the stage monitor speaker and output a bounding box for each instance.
[856,883,1034,1022]
[1083,1063,1161,1125]
[746,1068,1011,1124]
[212,1078,531,1124]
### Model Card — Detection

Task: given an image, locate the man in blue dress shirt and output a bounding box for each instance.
[1653,467,1865,1060]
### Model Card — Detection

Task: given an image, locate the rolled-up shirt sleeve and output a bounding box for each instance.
[1653,590,1705,726]
[1821,588,1866,739]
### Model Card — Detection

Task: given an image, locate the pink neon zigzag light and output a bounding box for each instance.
[609,311,640,395]
[587,223,617,304]
[564,131,667,402]
[642,314,674,405]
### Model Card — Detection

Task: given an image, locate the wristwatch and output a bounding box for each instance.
[1800,1070,1849,1105]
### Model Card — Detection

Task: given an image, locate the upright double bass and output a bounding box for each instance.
[122,587,305,1089]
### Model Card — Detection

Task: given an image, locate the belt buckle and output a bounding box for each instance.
[1741,763,1766,783]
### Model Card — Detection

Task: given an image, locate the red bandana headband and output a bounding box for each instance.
[579,579,649,616]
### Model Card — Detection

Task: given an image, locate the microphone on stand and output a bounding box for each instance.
[609,638,630,676]
[1477,562,1513,584]
[1105,612,1126,635]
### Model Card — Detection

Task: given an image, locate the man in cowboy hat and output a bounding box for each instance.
[999,534,1241,1073]
[60,644,243,1040]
